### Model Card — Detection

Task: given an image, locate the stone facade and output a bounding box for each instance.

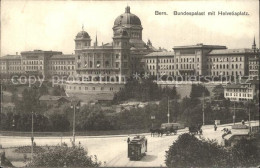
[20,50,62,77]
[0,54,22,74]
[144,43,258,78]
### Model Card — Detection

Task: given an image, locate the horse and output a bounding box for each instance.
[150,128,157,137]
[189,124,203,135]
[150,128,164,137]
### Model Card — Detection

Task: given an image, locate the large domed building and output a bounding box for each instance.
[65,6,157,102]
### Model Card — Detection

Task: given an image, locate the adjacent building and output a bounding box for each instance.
[144,51,175,76]
[143,42,258,78]
[20,50,62,77]
[207,48,255,77]
[224,83,256,102]
[0,54,22,74]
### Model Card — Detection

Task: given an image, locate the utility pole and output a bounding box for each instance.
[167,96,170,123]
[73,105,76,143]
[248,104,251,132]
[233,102,236,125]
[202,92,205,125]
[31,112,34,162]
[71,101,80,145]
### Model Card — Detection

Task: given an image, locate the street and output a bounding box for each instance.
[0,121,258,167]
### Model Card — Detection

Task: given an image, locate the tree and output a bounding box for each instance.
[27,144,101,167]
[49,114,70,132]
[212,84,224,99]
[165,133,230,168]
[39,83,49,95]
[52,85,66,96]
[231,137,260,167]
[190,84,210,99]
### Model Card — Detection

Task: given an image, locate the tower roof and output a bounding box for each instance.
[76,31,90,39]
[114,6,141,26]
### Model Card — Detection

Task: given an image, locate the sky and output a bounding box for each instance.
[1,0,259,56]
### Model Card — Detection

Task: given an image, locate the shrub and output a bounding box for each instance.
[14,146,45,153]
[27,144,101,167]
[165,133,229,167]
[231,137,260,167]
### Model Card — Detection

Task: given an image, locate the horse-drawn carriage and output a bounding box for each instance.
[128,135,147,160]
[150,123,184,137]
[188,124,203,135]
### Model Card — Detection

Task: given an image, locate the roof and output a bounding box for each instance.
[39,95,66,101]
[114,6,141,26]
[208,48,256,55]
[50,54,75,59]
[249,56,260,61]
[173,43,226,50]
[0,55,21,60]
[76,31,90,39]
[144,52,174,57]
[21,50,62,55]
[66,93,114,102]
[225,83,250,89]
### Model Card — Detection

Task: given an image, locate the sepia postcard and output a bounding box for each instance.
[0,0,259,167]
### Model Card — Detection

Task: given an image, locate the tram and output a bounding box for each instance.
[128,135,147,160]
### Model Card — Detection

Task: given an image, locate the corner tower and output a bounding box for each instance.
[74,29,91,51]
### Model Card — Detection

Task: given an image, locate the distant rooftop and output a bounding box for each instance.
[21,50,62,54]
[173,43,227,50]
[144,51,174,57]
[50,54,75,59]
[225,83,251,89]
[0,55,21,60]
[209,48,256,55]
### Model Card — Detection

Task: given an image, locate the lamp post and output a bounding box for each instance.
[31,112,34,162]
[202,92,205,125]
[167,96,170,123]
[70,102,80,145]
[233,102,236,125]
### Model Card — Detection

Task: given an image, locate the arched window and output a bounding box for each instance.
[232,64,234,69]
[90,61,93,68]
[223,64,225,69]
[236,64,238,69]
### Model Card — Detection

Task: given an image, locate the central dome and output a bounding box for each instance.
[114,6,141,26]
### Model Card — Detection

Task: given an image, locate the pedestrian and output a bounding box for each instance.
[214,124,217,131]
[23,154,27,163]
[242,120,245,125]
[127,136,130,144]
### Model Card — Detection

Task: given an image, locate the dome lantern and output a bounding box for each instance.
[125,6,130,13]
